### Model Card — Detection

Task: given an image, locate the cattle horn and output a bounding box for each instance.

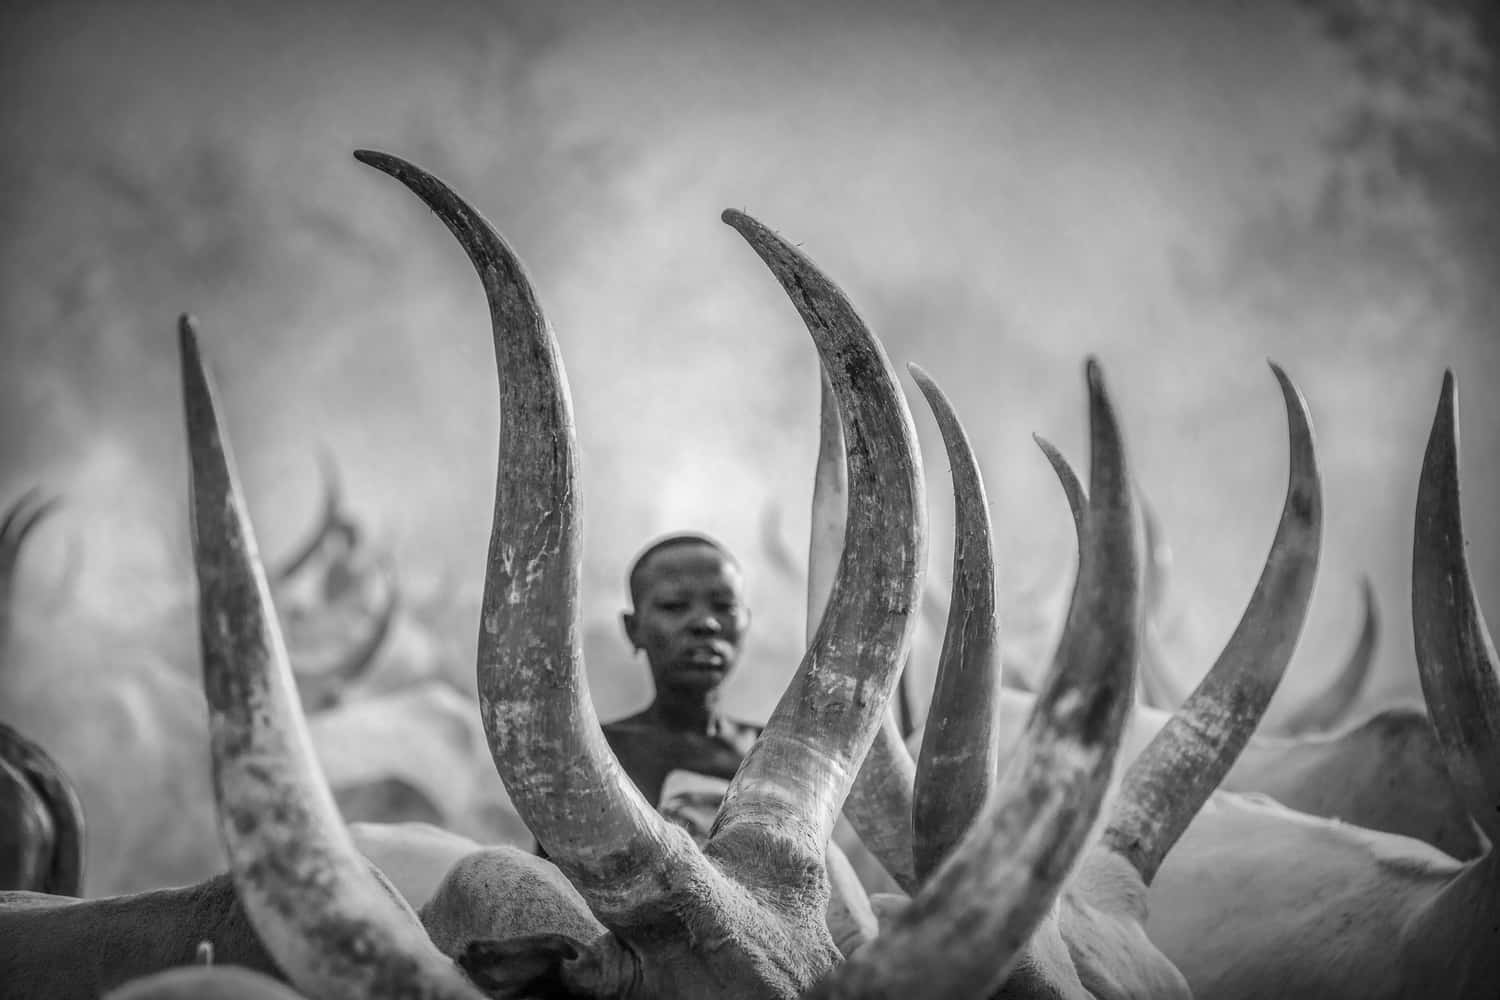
[908,363,1001,883]
[272,449,347,583]
[801,364,921,890]
[1411,370,1500,844]
[813,358,1139,998]
[0,489,61,646]
[713,209,926,865]
[180,314,483,999]
[352,150,685,912]
[1103,360,1322,885]
[1277,575,1378,735]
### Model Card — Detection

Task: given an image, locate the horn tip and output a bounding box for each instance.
[178,313,200,349]
[178,317,204,378]
[1266,359,1304,407]
[1427,371,1459,451]
[1084,357,1115,414]
[721,208,758,237]
[1084,358,1112,408]
[908,362,939,399]
[353,148,407,179]
[1266,359,1295,398]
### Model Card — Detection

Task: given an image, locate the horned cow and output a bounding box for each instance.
[1,149,1150,1000]
[803,339,1321,998]
[1145,374,1500,998]
[0,490,87,897]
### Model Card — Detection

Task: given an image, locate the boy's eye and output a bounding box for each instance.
[657,600,688,612]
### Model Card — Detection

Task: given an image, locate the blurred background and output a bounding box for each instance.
[1,0,1496,895]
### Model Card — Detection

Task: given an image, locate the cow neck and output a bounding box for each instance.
[1401,850,1500,993]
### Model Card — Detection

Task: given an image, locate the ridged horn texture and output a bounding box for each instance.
[1102,361,1322,885]
[909,363,1001,884]
[1279,574,1378,735]
[1412,372,1500,841]
[714,209,926,863]
[273,450,345,582]
[804,362,919,892]
[180,315,483,1000]
[352,151,684,912]
[812,358,1139,999]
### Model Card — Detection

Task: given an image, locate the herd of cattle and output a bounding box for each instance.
[0,148,1496,998]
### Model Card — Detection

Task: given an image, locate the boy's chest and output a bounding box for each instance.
[612,731,755,802]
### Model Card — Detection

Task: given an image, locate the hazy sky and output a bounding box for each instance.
[2,0,1495,722]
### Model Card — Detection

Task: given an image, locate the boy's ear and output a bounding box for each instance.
[621,610,638,649]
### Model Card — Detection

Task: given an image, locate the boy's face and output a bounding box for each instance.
[623,544,750,694]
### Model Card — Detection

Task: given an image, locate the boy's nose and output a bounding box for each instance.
[688,616,723,635]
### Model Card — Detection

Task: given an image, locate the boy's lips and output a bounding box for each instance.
[682,646,728,667]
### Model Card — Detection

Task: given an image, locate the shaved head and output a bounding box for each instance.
[626,533,741,609]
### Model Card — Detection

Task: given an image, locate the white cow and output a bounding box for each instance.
[1146,373,1500,998]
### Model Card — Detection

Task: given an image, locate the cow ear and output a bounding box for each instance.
[458,934,595,999]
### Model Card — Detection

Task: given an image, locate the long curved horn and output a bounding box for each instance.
[909,364,1001,883]
[813,359,1140,998]
[0,488,81,893]
[0,490,59,564]
[793,331,919,894]
[713,210,926,864]
[353,152,682,908]
[1133,492,1191,712]
[1103,361,1321,885]
[38,530,83,617]
[326,560,402,690]
[806,364,846,632]
[0,721,86,895]
[808,365,923,747]
[1278,575,1378,735]
[179,315,482,999]
[0,489,60,646]
[1033,434,1086,625]
[894,661,917,741]
[295,561,403,712]
[1412,371,1500,844]
[272,449,345,583]
[1032,436,1086,537]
